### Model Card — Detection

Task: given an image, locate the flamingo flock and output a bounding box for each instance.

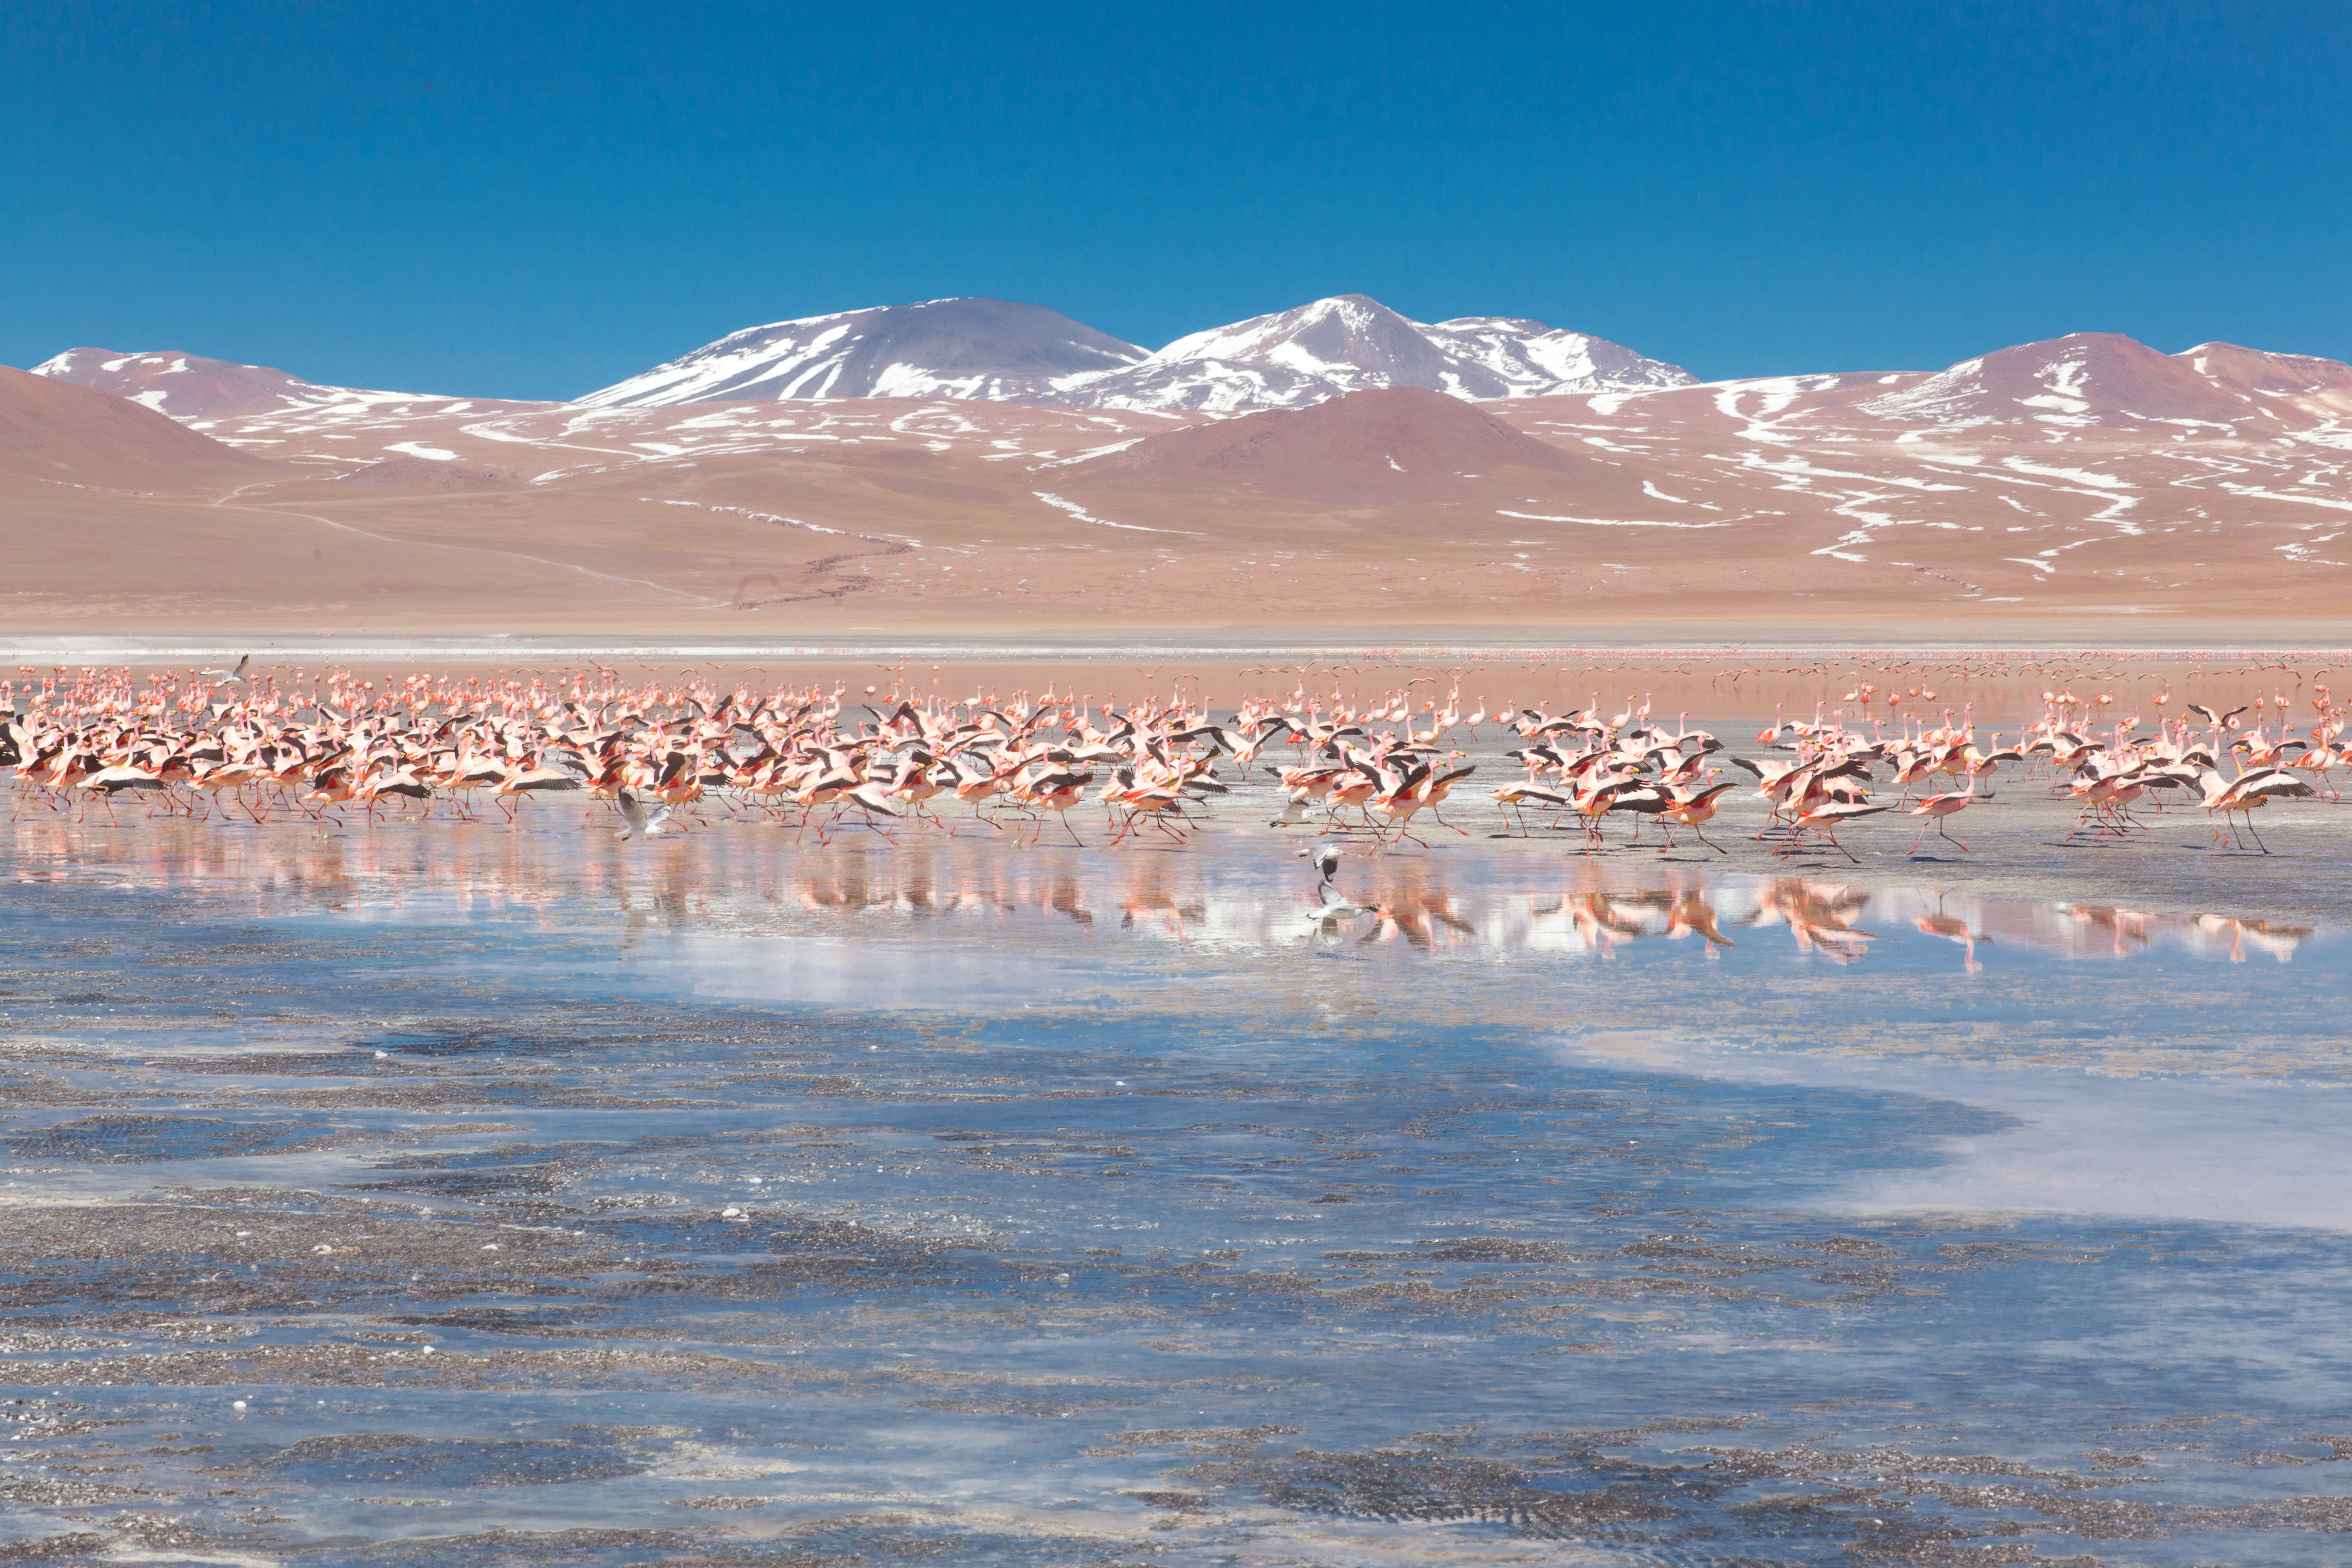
[0,664,2340,858]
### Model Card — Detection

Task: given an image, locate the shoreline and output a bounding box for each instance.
[12,644,2340,726]
[6,638,2348,662]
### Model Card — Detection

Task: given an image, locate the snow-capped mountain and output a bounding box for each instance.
[1057,295,1455,411]
[39,297,1695,422]
[1049,296,1694,410]
[1857,332,2259,430]
[577,298,1149,408]
[1417,315,1698,398]
[580,293,1697,412]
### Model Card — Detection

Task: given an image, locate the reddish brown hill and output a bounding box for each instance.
[2181,342,2352,415]
[1859,332,2256,428]
[30,346,359,419]
[0,364,278,490]
[1067,384,1578,500]
[31,346,337,419]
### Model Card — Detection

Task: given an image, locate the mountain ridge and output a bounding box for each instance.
[29,317,2352,446]
[577,293,1699,412]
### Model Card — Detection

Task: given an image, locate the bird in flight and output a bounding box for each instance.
[2187,702,2248,727]
[199,654,251,686]
[614,788,674,840]
[1297,840,1371,922]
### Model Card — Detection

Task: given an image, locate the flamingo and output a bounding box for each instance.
[1906,780,1985,854]
[1777,799,1892,864]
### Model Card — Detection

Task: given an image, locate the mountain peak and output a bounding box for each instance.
[32,347,339,419]
[1053,294,1693,411]
[1859,332,2255,429]
[576,297,1148,408]
[1151,294,1443,376]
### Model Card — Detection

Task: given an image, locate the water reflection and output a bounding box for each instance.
[2066,903,2314,963]
[3,817,2317,971]
[1530,881,1873,960]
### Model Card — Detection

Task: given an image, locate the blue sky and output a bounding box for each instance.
[5,1,2346,398]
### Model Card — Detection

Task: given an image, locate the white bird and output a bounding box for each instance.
[199,654,251,685]
[1267,799,1315,828]
[1296,840,1371,920]
[614,788,674,840]
[1312,881,1369,918]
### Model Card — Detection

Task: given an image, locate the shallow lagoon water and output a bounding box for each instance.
[3,814,2350,1565]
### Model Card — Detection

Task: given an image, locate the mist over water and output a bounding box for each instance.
[3,814,2349,1565]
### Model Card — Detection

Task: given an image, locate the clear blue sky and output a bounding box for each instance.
[6,2,2346,398]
